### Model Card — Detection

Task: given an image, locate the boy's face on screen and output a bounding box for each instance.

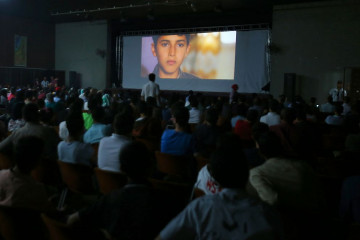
[151,35,190,78]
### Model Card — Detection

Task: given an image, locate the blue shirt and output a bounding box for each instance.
[83,123,112,144]
[161,129,194,156]
[58,141,94,167]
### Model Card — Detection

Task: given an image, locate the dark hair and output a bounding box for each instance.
[256,131,283,158]
[152,34,190,48]
[114,112,134,135]
[171,104,189,128]
[91,106,105,123]
[210,133,248,188]
[14,136,44,174]
[66,113,84,137]
[120,141,151,179]
[148,73,156,82]
[280,108,296,124]
[22,103,39,123]
[205,108,218,126]
[246,109,259,123]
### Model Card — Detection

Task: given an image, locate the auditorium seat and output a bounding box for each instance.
[94,167,127,195]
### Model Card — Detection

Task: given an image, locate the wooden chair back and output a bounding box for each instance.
[57,161,94,194]
[154,151,189,179]
[0,207,45,240]
[94,167,127,195]
[41,213,104,240]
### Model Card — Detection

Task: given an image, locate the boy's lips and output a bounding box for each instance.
[167,60,176,65]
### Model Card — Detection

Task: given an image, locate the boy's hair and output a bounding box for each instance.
[152,34,191,48]
[171,103,189,128]
[22,103,39,123]
[114,112,134,135]
[210,133,248,189]
[14,136,44,174]
[119,141,151,179]
[91,106,105,123]
[66,113,84,137]
[148,73,156,82]
[256,131,283,159]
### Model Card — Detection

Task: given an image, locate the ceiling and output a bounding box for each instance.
[0,0,329,25]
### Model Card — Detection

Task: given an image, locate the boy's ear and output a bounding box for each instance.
[151,43,157,57]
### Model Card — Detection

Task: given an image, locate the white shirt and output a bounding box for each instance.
[97,134,131,172]
[329,88,347,102]
[141,81,159,102]
[58,141,94,167]
[260,112,281,127]
[188,108,201,124]
[194,165,221,195]
[59,121,69,141]
[160,189,283,240]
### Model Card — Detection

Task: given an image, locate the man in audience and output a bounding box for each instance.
[83,106,112,144]
[157,133,283,240]
[0,103,60,161]
[0,136,53,212]
[320,95,335,113]
[161,102,194,156]
[325,104,344,126]
[67,141,169,240]
[58,113,94,167]
[98,112,134,172]
[260,100,281,126]
[249,131,321,210]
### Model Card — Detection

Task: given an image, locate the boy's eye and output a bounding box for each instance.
[160,43,169,47]
[177,43,184,47]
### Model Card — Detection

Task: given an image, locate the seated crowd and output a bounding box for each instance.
[0,83,358,239]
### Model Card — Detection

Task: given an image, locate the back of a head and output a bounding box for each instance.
[171,104,189,128]
[114,112,134,135]
[14,136,44,174]
[120,141,151,179]
[210,133,248,189]
[269,100,280,113]
[148,73,156,82]
[22,103,39,123]
[280,108,296,124]
[247,109,259,123]
[256,131,283,159]
[205,108,218,126]
[91,106,105,123]
[66,113,84,137]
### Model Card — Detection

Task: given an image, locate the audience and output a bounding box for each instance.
[157,133,283,240]
[0,84,356,239]
[67,141,169,240]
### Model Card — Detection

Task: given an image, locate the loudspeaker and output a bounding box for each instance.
[284,73,296,102]
[69,71,81,89]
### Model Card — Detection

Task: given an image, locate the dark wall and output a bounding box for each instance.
[0,15,55,69]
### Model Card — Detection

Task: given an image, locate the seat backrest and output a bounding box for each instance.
[0,153,12,170]
[41,213,103,240]
[0,206,45,240]
[94,167,127,195]
[57,161,94,194]
[155,151,189,178]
